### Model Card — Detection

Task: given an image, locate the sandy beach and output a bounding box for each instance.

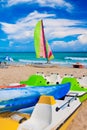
[0,64,87,130]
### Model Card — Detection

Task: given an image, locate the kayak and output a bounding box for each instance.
[0,83,70,113]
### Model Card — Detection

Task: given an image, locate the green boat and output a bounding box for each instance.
[20,74,50,86]
[61,77,87,102]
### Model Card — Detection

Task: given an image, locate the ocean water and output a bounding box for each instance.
[0,52,87,67]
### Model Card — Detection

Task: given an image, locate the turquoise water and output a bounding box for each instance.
[0,52,87,67]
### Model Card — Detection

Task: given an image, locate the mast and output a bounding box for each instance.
[41,20,49,63]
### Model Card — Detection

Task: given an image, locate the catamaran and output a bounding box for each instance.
[34,20,54,64]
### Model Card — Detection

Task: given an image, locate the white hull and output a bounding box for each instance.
[18,95,81,130]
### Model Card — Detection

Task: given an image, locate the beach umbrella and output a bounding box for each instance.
[4,56,14,62]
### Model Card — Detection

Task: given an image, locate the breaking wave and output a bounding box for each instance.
[65,57,87,61]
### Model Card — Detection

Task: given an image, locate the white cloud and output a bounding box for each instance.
[78,34,87,44]
[7,0,32,7]
[9,41,14,46]
[0,11,54,43]
[44,19,86,40]
[6,0,73,12]
[51,40,83,51]
[0,38,6,41]
[37,0,73,11]
[52,40,77,49]
[0,11,87,48]
[18,11,55,23]
[1,22,32,42]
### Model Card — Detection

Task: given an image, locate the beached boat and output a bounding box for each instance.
[20,73,62,86]
[0,74,52,89]
[0,83,70,113]
[20,74,49,86]
[0,95,81,130]
[18,95,81,130]
[20,73,87,102]
[0,73,61,89]
[73,62,85,68]
[1,73,87,102]
[61,77,87,102]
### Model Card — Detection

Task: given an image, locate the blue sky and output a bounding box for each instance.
[0,0,87,52]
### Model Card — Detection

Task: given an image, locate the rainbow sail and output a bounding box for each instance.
[34,20,54,62]
[46,41,54,60]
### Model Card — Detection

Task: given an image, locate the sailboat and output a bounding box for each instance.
[34,20,54,64]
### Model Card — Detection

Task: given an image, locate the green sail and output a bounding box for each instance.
[34,20,41,58]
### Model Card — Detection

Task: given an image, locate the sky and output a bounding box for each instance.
[0,0,87,52]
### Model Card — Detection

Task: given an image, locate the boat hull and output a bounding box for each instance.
[73,64,84,68]
[59,107,80,130]
[18,95,81,130]
[0,83,70,112]
[0,105,80,130]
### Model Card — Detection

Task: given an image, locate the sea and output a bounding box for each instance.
[0,52,87,67]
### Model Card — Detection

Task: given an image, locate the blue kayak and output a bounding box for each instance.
[0,83,70,112]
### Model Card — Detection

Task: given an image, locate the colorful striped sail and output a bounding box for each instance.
[46,41,54,60]
[34,20,54,62]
